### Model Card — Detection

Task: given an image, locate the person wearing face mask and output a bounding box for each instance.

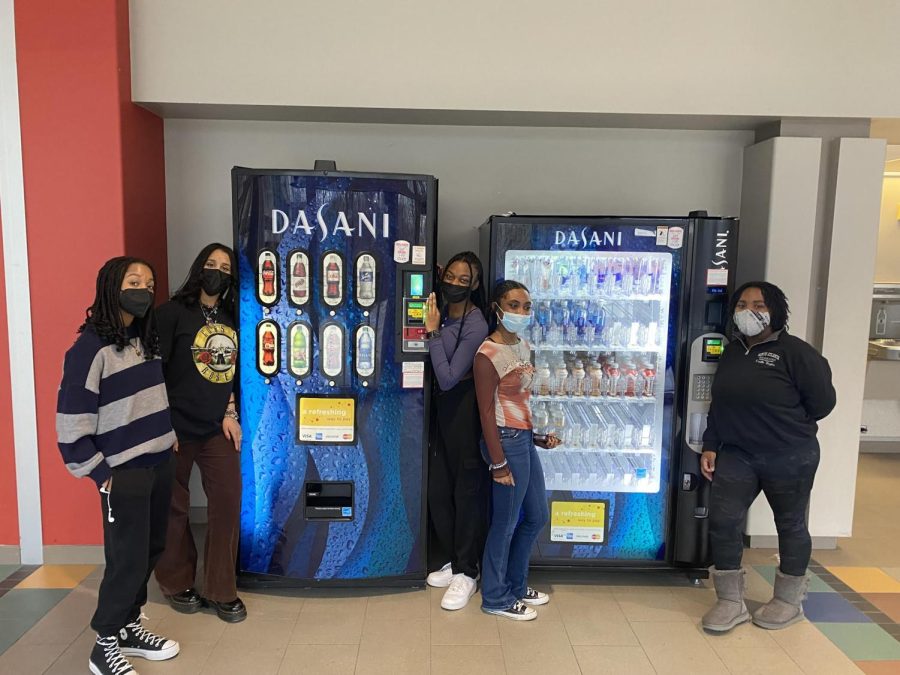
[699,281,836,634]
[422,252,490,610]
[152,243,246,623]
[473,280,561,621]
[57,257,179,675]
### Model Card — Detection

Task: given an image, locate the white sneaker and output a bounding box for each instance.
[441,574,477,611]
[521,587,550,606]
[426,562,454,588]
[483,600,537,621]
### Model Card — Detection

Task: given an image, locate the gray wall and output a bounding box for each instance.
[166,119,751,507]
[165,119,750,284]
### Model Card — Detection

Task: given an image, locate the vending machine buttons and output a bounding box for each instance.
[288,250,311,307]
[256,319,280,376]
[355,253,377,307]
[288,322,312,379]
[355,325,376,378]
[321,323,345,377]
[257,250,279,306]
[322,252,344,307]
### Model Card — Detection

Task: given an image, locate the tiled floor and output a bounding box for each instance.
[0,453,898,673]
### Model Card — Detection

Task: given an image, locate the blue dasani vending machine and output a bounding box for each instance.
[480,213,738,574]
[234,167,437,586]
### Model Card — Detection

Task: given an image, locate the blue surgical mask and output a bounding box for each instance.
[498,308,532,335]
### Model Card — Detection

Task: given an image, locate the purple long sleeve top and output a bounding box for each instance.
[428,308,490,392]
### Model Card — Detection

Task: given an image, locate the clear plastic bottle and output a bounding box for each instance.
[572,360,586,397]
[554,361,569,397]
[623,361,638,397]
[605,360,620,397]
[641,361,657,398]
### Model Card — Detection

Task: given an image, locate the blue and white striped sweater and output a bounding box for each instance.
[56,328,176,485]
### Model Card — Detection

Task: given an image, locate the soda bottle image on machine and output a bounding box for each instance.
[234,166,436,587]
[289,322,311,378]
[356,254,376,307]
[257,250,278,305]
[289,251,310,306]
[323,252,343,306]
[481,212,737,576]
[256,319,280,376]
[355,325,375,378]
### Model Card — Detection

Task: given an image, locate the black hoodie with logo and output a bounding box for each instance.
[702,330,836,454]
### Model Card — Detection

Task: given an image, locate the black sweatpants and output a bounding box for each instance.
[91,455,174,637]
[708,441,819,576]
[428,378,489,580]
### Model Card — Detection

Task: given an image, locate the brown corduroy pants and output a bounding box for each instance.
[155,433,241,603]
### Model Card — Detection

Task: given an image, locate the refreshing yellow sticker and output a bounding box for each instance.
[550,501,607,543]
[297,397,355,443]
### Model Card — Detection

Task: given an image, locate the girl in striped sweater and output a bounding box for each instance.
[57,257,180,675]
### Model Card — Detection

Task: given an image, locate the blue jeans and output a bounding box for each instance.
[480,427,550,611]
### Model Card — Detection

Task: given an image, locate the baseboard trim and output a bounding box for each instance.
[745,534,837,550]
[42,545,105,564]
[0,545,21,564]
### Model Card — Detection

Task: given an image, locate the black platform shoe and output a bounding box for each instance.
[165,588,203,614]
[207,597,247,623]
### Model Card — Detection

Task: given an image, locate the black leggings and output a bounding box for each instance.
[428,378,489,579]
[708,442,819,576]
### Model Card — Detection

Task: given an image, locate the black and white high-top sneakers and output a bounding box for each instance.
[118,619,180,661]
[89,635,136,675]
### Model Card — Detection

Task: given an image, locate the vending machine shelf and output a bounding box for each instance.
[529,292,667,303]
[532,344,666,354]
[539,449,658,493]
[531,394,656,404]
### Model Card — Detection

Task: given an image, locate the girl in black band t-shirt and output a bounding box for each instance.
[154,243,247,623]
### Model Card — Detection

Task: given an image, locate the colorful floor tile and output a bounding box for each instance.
[14,564,95,589]
[816,623,900,661]
[803,592,872,623]
[0,588,70,620]
[754,564,836,593]
[864,594,900,624]
[855,659,900,674]
[827,567,900,594]
[0,566,19,584]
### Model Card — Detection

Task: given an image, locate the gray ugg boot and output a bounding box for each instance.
[701,568,751,633]
[752,570,808,630]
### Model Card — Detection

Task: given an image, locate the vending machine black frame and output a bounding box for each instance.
[480,213,738,578]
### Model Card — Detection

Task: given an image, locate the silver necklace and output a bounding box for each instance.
[201,303,219,325]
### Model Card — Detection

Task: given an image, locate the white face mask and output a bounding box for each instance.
[734,309,770,337]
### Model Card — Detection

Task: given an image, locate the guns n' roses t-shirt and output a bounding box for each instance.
[156,300,238,440]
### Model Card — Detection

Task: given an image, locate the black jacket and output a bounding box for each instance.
[702,330,835,453]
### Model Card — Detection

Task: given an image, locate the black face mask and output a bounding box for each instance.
[119,289,153,319]
[441,283,471,305]
[200,268,232,296]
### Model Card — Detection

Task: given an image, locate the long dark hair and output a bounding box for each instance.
[440,251,487,357]
[171,243,236,316]
[729,281,790,334]
[488,279,530,332]
[79,256,160,359]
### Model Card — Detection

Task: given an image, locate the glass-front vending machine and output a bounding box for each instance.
[480,213,738,572]
[234,167,437,586]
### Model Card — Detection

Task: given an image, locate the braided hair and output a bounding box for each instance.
[171,243,236,316]
[440,251,487,358]
[79,256,160,359]
[488,279,530,332]
[728,281,790,335]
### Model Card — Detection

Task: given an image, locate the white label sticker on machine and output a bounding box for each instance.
[706,268,728,286]
[401,361,425,388]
